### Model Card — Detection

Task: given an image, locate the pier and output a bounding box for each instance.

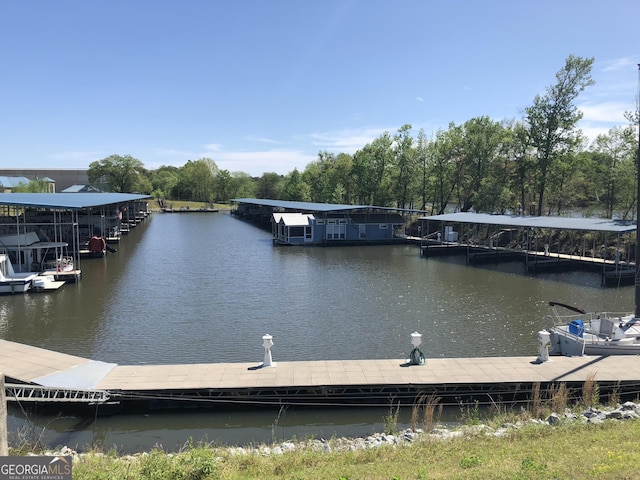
[2,340,639,412]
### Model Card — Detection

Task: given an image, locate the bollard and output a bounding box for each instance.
[536,330,551,363]
[262,334,275,367]
[408,331,426,365]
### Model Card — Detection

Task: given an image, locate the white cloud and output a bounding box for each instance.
[214,149,316,176]
[145,147,316,177]
[416,96,424,102]
[48,151,104,164]
[244,136,282,145]
[304,126,392,153]
[202,143,222,152]
[602,57,635,72]
[579,101,633,124]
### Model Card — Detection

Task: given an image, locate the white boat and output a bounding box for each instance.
[540,65,640,358]
[0,254,38,294]
[545,301,640,356]
[0,231,80,281]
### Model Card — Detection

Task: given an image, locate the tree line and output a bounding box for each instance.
[76,55,638,219]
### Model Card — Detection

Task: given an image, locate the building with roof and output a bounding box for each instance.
[0,176,32,193]
[60,184,103,193]
[0,193,151,275]
[233,198,411,246]
[0,176,57,193]
[419,212,637,285]
[0,169,89,192]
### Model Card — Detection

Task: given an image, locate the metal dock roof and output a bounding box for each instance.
[233,198,372,212]
[0,192,151,210]
[420,212,636,233]
[232,198,423,213]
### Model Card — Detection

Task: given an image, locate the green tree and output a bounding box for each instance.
[392,124,416,209]
[329,153,354,204]
[283,168,311,201]
[432,124,462,215]
[11,179,53,193]
[506,120,535,215]
[302,152,335,203]
[172,158,218,202]
[592,126,637,218]
[88,154,146,193]
[214,169,232,202]
[149,166,180,199]
[228,172,257,199]
[472,120,516,214]
[456,116,505,212]
[525,55,595,216]
[255,172,283,199]
[351,132,394,206]
[414,128,431,211]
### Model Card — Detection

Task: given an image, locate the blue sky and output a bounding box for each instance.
[1,1,638,177]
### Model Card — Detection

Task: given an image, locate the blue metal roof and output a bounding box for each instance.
[0,193,151,209]
[60,184,102,193]
[232,198,411,212]
[0,176,31,188]
[420,212,636,233]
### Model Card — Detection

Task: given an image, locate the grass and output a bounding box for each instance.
[67,419,640,479]
[11,379,640,479]
[152,199,233,211]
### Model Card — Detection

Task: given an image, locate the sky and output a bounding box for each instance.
[1,0,638,177]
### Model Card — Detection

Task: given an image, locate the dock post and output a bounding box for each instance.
[0,372,7,455]
[536,331,551,363]
[408,332,426,365]
[262,334,275,367]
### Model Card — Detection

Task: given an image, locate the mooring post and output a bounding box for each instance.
[0,372,8,456]
[262,334,275,367]
[536,330,551,363]
[408,331,426,365]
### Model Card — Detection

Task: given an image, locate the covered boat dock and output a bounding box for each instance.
[420,213,637,286]
[232,198,414,246]
[0,193,151,281]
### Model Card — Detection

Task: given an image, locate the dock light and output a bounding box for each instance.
[262,334,275,367]
[536,330,551,363]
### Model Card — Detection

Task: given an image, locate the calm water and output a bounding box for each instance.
[1,212,633,452]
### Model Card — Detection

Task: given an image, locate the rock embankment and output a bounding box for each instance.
[41,401,640,460]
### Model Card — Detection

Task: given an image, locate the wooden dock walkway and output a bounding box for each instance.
[2,339,640,410]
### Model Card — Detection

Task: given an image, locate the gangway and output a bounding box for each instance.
[5,383,113,405]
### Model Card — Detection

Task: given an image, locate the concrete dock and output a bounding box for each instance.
[1,339,639,410]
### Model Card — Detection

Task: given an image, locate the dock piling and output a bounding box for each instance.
[1,372,7,455]
[262,334,275,367]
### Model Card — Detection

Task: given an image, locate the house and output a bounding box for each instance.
[0,176,31,193]
[233,199,409,246]
[0,176,56,193]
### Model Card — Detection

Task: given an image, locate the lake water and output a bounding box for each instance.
[1,212,633,452]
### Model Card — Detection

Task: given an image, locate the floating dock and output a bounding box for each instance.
[1,339,639,412]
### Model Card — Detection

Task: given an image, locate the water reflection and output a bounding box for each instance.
[7,403,461,453]
[1,212,633,451]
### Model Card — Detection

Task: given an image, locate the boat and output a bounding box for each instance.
[0,231,79,275]
[0,254,65,294]
[540,65,640,357]
[0,254,38,294]
[545,301,640,356]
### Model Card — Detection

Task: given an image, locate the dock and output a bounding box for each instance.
[2,339,640,412]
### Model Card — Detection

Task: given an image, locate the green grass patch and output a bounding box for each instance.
[66,418,640,479]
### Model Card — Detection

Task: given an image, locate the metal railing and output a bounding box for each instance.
[5,384,111,404]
